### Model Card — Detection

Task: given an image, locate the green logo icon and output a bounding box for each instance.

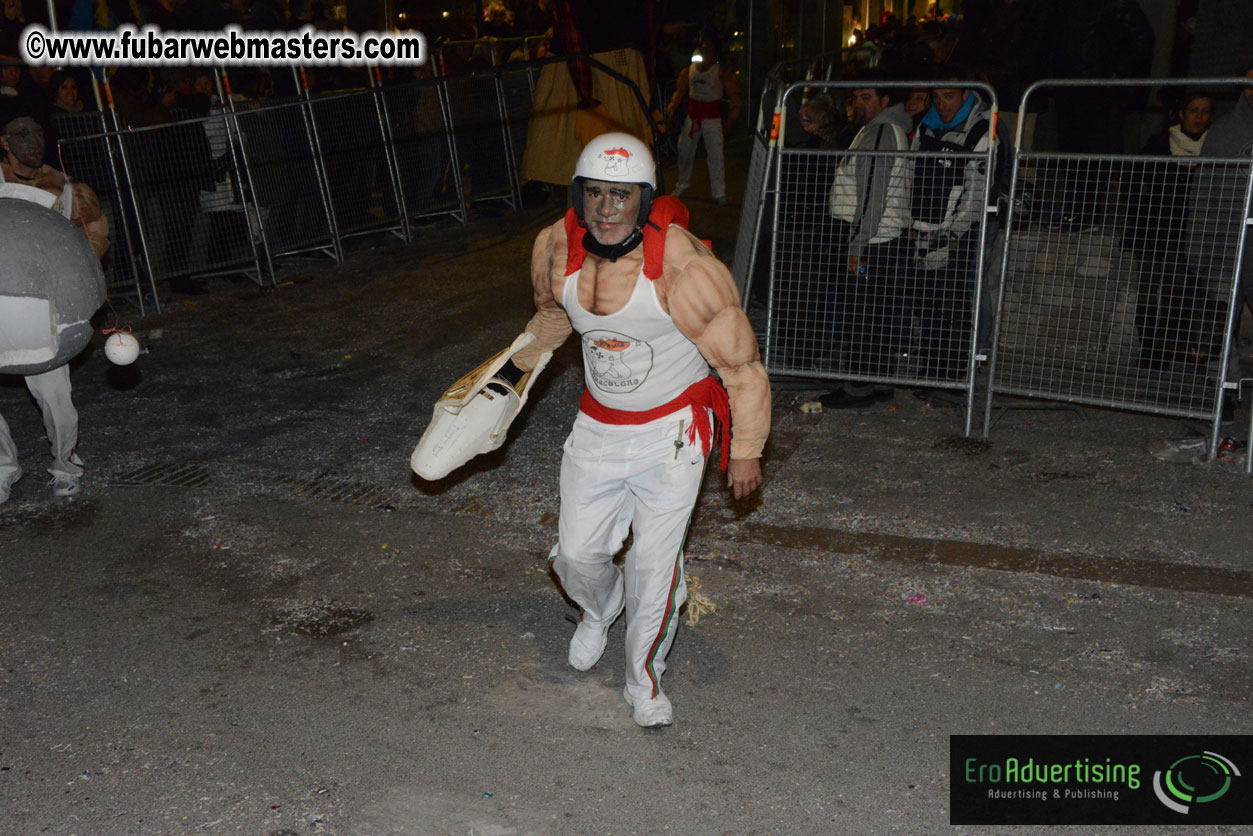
[1153,752,1241,814]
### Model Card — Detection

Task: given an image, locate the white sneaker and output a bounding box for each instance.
[50,472,81,498]
[568,619,610,671]
[0,468,22,504]
[623,686,673,728]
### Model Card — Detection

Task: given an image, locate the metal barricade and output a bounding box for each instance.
[113,112,265,291]
[306,88,410,243]
[228,95,338,264]
[51,111,150,306]
[985,79,1253,462]
[378,77,465,223]
[765,81,1000,435]
[442,68,517,208]
[729,101,778,305]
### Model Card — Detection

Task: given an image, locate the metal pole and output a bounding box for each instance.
[293,66,344,263]
[431,61,468,224]
[368,65,412,242]
[216,68,276,286]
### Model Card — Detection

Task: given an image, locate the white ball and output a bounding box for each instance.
[104,332,141,366]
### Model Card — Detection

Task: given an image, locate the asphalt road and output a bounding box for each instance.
[2,165,1251,835]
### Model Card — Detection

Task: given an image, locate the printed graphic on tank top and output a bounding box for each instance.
[563,269,709,411]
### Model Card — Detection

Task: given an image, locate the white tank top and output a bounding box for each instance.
[563,269,710,410]
[688,63,723,103]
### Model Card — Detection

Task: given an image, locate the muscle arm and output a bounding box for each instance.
[71,181,110,259]
[662,229,770,459]
[667,67,690,120]
[513,222,572,372]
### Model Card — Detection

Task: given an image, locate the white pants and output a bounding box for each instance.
[0,364,81,483]
[549,406,707,700]
[676,116,725,201]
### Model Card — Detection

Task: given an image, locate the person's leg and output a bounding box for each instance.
[703,118,726,202]
[674,117,699,195]
[25,365,83,492]
[549,416,632,669]
[620,410,706,725]
[0,409,22,503]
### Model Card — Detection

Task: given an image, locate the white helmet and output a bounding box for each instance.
[570,133,657,248]
[572,132,656,188]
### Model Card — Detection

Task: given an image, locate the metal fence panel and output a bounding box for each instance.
[379,79,464,221]
[731,130,773,304]
[52,111,147,302]
[307,90,406,240]
[114,113,261,285]
[443,71,514,205]
[985,79,1253,450]
[498,66,536,191]
[765,82,998,435]
[231,97,337,258]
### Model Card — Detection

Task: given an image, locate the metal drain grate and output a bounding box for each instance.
[266,474,412,509]
[115,463,214,488]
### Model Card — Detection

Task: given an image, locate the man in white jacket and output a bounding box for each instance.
[824,77,913,408]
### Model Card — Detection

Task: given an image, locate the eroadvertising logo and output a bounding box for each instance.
[1153,751,1240,814]
[950,735,1252,825]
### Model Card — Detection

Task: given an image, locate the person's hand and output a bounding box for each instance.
[727,457,762,500]
[847,255,866,275]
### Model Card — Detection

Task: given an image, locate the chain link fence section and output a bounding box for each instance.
[229,96,338,263]
[114,113,263,289]
[765,81,998,434]
[306,89,408,242]
[985,80,1253,453]
[52,111,149,305]
[378,78,464,223]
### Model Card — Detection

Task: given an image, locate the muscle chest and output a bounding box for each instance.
[554,254,656,317]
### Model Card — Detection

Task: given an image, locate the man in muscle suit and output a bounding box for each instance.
[492,132,769,727]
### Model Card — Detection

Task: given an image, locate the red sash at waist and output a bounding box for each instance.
[686,98,722,136]
[578,376,731,471]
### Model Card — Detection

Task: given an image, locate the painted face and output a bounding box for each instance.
[1180,97,1213,135]
[582,179,642,246]
[933,87,969,124]
[2,117,46,168]
[904,89,930,118]
[849,88,887,125]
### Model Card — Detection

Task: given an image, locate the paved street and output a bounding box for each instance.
[2,172,1251,835]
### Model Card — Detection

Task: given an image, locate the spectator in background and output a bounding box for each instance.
[823,75,914,408]
[667,31,740,205]
[889,87,931,141]
[0,60,19,97]
[798,94,844,150]
[1124,90,1213,371]
[0,0,26,62]
[910,71,994,383]
[1191,61,1253,421]
[49,70,83,113]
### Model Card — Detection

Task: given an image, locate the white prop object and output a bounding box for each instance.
[104,332,141,365]
[411,332,552,481]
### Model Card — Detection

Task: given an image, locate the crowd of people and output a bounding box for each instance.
[773,43,1253,420]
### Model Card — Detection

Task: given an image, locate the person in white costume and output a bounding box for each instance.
[667,33,741,205]
[497,132,770,727]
